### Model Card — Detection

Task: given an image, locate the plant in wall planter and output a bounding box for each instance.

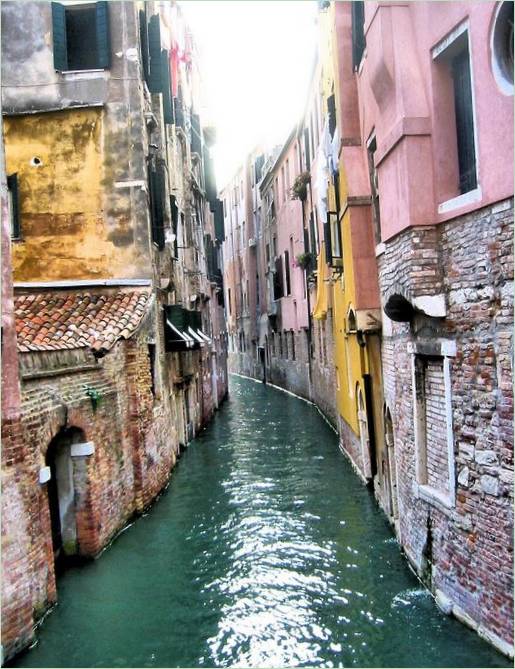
[290,171,311,201]
[84,385,103,412]
[295,252,315,272]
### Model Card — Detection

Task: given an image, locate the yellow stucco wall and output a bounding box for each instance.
[317,5,363,436]
[4,108,146,282]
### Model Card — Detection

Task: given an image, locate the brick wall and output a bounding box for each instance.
[378,199,514,652]
[424,358,450,496]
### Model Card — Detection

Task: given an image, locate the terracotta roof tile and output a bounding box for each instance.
[15,288,151,353]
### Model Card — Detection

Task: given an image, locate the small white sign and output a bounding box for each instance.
[71,442,95,457]
[39,467,51,484]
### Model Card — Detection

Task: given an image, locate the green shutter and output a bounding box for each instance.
[139,10,150,84]
[161,49,173,124]
[148,15,162,93]
[51,2,68,71]
[95,1,110,69]
[7,174,21,239]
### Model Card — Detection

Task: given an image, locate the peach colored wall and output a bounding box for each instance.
[351,2,513,241]
[272,138,309,331]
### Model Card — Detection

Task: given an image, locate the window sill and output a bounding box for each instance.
[437,186,482,215]
[60,69,106,81]
[414,483,455,516]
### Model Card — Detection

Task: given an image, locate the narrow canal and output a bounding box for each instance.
[13,376,509,668]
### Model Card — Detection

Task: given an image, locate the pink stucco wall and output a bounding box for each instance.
[344,1,513,242]
[272,137,309,331]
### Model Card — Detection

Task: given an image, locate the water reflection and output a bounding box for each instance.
[12,376,509,668]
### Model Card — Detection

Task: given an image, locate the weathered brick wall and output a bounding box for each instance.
[1,418,35,659]
[424,358,449,495]
[311,311,338,427]
[378,199,514,652]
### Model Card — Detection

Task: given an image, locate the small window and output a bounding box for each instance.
[284,250,291,296]
[52,2,110,72]
[351,1,366,70]
[491,1,514,94]
[327,93,336,138]
[7,174,21,240]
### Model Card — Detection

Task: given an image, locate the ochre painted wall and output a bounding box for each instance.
[4,108,147,282]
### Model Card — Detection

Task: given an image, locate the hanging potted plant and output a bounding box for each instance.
[290,171,311,201]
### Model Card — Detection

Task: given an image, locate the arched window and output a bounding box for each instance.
[347,307,357,333]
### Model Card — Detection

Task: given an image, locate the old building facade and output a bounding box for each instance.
[219,0,513,656]
[1,1,227,661]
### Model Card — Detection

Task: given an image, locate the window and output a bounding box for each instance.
[52,2,110,71]
[290,330,296,361]
[327,93,336,138]
[433,26,478,198]
[148,344,157,398]
[351,1,365,70]
[148,163,166,249]
[367,135,381,244]
[228,288,232,315]
[266,243,270,264]
[241,221,245,249]
[274,256,284,300]
[304,127,311,171]
[7,174,21,240]
[281,166,286,203]
[452,47,477,194]
[284,250,291,296]
[285,159,290,196]
[491,1,514,95]
[272,235,277,258]
[411,340,457,509]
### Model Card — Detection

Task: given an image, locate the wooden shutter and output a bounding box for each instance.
[7,174,21,239]
[328,94,336,138]
[139,9,150,85]
[148,165,165,250]
[284,250,291,296]
[148,15,162,94]
[452,49,477,194]
[51,2,68,71]
[324,217,333,265]
[95,1,110,69]
[351,1,366,70]
[161,49,173,124]
[304,127,311,171]
[274,256,284,300]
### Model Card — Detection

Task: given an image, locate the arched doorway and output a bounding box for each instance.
[45,427,85,567]
[357,386,372,479]
[384,407,399,522]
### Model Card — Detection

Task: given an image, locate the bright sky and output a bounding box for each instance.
[179,0,318,188]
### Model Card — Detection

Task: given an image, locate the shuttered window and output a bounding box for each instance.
[274,256,284,300]
[351,1,366,70]
[7,174,21,239]
[161,49,173,124]
[148,164,166,250]
[148,14,162,93]
[51,1,110,71]
[139,9,150,86]
[304,127,311,171]
[452,47,477,194]
[327,94,336,138]
[324,218,333,266]
[284,250,291,296]
[170,195,179,259]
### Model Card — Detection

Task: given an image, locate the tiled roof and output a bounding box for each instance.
[15,288,152,353]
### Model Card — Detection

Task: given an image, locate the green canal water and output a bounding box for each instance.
[13,376,509,668]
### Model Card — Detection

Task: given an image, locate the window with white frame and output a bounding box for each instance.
[433,23,479,209]
[410,340,456,509]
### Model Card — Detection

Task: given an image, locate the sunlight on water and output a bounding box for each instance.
[12,376,510,669]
